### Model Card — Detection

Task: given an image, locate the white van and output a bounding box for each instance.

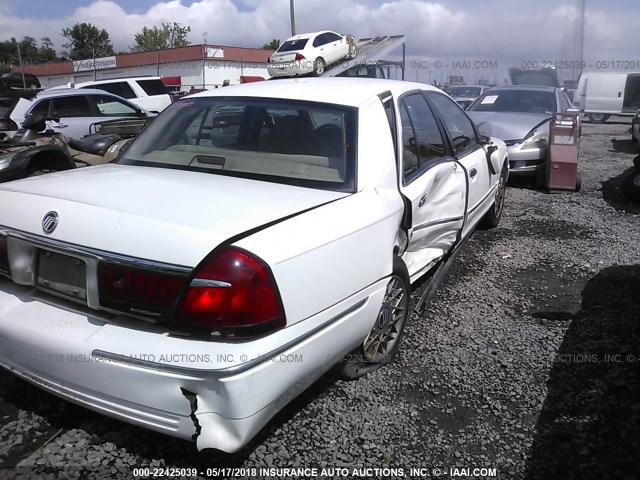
[74,77,172,113]
[574,72,640,123]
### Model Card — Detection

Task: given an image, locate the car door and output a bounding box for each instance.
[49,95,101,138]
[393,92,466,281]
[323,32,346,63]
[427,92,495,237]
[312,33,330,62]
[586,74,626,113]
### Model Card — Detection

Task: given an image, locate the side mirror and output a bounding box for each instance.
[21,114,47,131]
[479,134,492,145]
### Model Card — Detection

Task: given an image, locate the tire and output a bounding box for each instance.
[313,58,326,76]
[622,169,640,202]
[587,113,609,123]
[347,42,357,59]
[332,258,410,380]
[480,165,508,229]
[633,155,640,171]
[575,173,582,192]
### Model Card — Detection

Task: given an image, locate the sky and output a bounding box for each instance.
[0,0,639,83]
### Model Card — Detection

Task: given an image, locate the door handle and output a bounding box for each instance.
[418,194,427,207]
[469,168,478,178]
[618,92,622,98]
[55,124,68,128]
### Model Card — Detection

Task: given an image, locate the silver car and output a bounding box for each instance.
[448,85,489,110]
[467,86,575,175]
[10,88,149,139]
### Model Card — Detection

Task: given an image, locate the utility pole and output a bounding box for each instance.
[290,0,296,36]
[16,43,26,89]
[576,0,586,81]
[202,32,208,90]
[93,49,97,81]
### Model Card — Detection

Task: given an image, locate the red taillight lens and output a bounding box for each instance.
[176,247,285,338]
[98,262,188,318]
[294,53,305,61]
[0,119,18,131]
[0,235,9,276]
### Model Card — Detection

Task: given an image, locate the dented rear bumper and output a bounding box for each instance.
[0,278,385,452]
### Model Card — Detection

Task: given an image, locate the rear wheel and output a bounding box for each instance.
[588,113,609,123]
[480,165,508,229]
[313,58,326,76]
[332,258,410,380]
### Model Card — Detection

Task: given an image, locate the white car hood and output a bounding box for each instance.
[0,164,348,267]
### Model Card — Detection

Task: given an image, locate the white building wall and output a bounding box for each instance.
[40,59,269,90]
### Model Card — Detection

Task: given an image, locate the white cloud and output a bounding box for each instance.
[0,0,638,81]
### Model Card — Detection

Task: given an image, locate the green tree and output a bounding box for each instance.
[62,22,114,60]
[261,39,280,50]
[131,22,191,52]
[38,37,58,62]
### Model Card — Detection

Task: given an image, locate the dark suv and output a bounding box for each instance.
[1,72,41,90]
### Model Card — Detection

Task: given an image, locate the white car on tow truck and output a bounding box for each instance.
[0,78,508,453]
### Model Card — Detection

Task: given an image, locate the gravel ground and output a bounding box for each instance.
[0,121,639,480]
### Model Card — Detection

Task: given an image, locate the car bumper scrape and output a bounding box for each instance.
[0,277,387,452]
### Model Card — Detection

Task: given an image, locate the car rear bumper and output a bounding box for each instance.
[267,61,314,78]
[0,277,385,452]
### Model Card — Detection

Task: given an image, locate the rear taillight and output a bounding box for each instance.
[295,53,305,61]
[176,247,285,338]
[0,119,18,131]
[98,262,188,318]
[0,235,9,276]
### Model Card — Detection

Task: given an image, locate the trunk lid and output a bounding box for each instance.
[0,164,347,267]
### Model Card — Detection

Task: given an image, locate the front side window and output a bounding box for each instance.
[136,79,169,96]
[118,98,356,192]
[92,95,138,116]
[399,93,446,180]
[428,93,478,154]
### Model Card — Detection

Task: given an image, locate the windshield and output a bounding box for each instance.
[277,39,308,52]
[448,86,481,98]
[468,89,557,114]
[118,97,356,192]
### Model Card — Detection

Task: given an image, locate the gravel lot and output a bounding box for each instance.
[1,121,639,480]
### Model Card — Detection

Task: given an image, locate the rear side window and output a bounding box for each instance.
[136,79,169,96]
[50,96,93,117]
[428,93,478,154]
[85,82,137,99]
[324,32,341,42]
[400,93,446,179]
[30,99,51,116]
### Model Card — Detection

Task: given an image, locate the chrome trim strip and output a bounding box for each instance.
[189,279,231,288]
[413,216,464,232]
[0,227,192,274]
[92,297,369,377]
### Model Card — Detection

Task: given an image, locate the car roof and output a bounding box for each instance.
[188,78,441,107]
[37,88,124,98]
[284,30,337,41]
[488,85,559,92]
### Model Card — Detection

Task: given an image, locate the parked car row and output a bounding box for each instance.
[0,77,508,453]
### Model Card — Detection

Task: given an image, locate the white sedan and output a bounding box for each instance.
[0,78,508,453]
[267,31,357,77]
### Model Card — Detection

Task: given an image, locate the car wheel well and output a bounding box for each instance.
[28,151,72,174]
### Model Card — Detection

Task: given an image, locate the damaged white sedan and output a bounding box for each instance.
[0,78,508,453]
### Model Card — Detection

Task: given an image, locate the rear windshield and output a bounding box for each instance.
[0,97,19,117]
[136,79,169,96]
[277,39,308,52]
[118,97,357,192]
[468,89,557,114]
